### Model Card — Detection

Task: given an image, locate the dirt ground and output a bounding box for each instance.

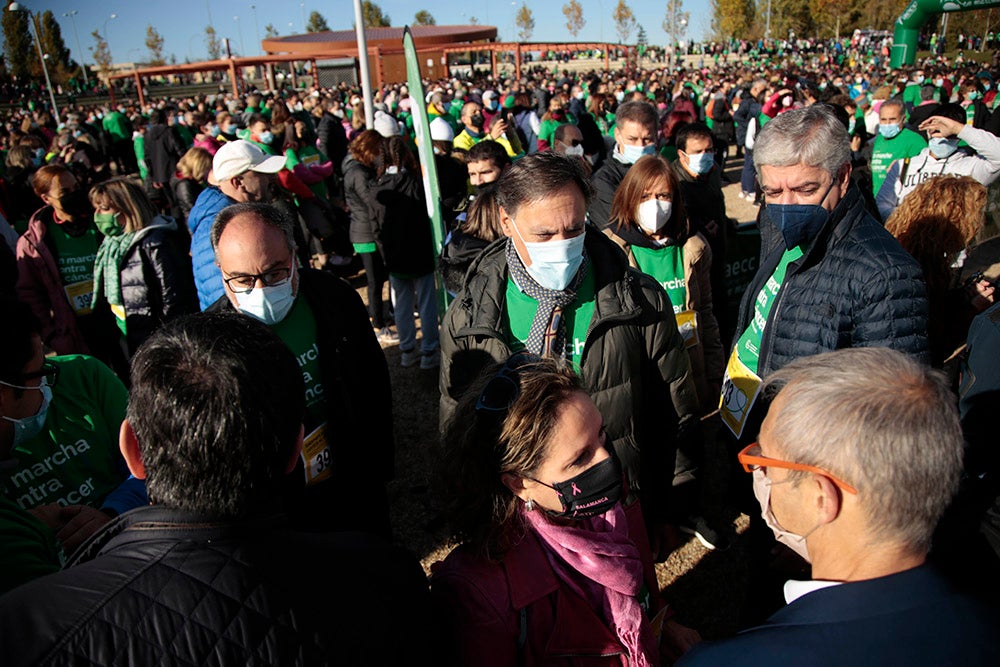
[360,152,766,639]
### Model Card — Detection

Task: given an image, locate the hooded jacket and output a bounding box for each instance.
[440,227,700,521]
[186,186,234,310]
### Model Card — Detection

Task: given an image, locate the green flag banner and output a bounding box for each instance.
[403,27,449,313]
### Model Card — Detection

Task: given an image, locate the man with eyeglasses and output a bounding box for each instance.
[207,202,393,537]
[187,140,284,311]
[679,348,1000,666]
[0,297,143,580]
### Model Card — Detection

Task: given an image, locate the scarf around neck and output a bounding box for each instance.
[504,238,589,360]
[524,504,657,666]
[94,216,176,308]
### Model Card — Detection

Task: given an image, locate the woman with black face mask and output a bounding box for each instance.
[432,354,702,666]
[15,164,127,379]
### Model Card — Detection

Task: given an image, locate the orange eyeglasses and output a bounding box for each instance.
[737,443,858,495]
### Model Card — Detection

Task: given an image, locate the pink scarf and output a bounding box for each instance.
[524,504,658,666]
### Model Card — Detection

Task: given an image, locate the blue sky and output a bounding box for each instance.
[9,1,712,66]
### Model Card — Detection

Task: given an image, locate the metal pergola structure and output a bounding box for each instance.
[105,49,389,106]
[438,42,626,80]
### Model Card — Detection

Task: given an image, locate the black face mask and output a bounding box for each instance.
[57,189,94,225]
[531,450,623,519]
[470,113,485,128]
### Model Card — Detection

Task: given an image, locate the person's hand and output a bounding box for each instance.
[660,619,702,664]
[55,505,112,555]
[490,117,508,139]
[850,135,862,152]
[919,115,965,138]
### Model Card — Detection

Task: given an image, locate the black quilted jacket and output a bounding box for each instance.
[117,220,198,356]
[0,506,432,666]
[735,184,929,376]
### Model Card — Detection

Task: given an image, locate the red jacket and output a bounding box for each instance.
[432,502,659,666]
[15,208,89,355]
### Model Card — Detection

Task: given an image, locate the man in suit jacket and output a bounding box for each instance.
[680,348,1000,666]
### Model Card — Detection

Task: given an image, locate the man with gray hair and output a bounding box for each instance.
[681,348,1000,665]
[719,104,928,439]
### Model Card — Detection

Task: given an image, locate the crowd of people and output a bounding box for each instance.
[1,39,1000,664]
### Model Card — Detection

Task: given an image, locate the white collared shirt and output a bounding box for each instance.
[784,579,843,604]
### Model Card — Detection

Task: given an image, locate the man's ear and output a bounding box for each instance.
[119,419,146,479]
[498,206,514,238]
[837,163,853,195]
[285,424,304,474]
[812,474,843,526]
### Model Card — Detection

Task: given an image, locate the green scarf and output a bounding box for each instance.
[93,231,136,308]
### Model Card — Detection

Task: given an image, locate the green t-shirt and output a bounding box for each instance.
[0,494,63,594]
[2,355,128,510]
[902,83,922,108]
[285,145,328,199]
[504,267,596,369]
[271,296,326,431]
[101,111,130,142]
[735,246,804,374]
[134,135,148,181]
[870,128,927,195]
[47,218,99,316]
[631,244,686,315]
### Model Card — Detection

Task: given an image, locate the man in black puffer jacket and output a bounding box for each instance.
[720,105,929,442]
[0,313,431,666]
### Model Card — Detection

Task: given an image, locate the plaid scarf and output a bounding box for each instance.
[505,238,589,360]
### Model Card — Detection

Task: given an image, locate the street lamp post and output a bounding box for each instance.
[7,2,60,123]
[103,13,118,67]
[250,4,261,55]
[62,9,89,86]
[234,15,245,56]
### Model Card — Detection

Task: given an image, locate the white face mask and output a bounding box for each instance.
[510,218,586,292]
[636,198,672,234]
[752,469,818,563]
[562,143,584,157]
[233,271,296,325]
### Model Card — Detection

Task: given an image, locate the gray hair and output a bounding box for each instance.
[210,202,297,254]
[753,105,851,180]
[761,347,962,554]
[496,152,591,218]
[879,97,906,116]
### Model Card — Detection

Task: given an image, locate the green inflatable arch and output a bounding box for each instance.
[892,0,1000,68]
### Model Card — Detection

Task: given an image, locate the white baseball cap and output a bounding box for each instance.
[208,140,285,185]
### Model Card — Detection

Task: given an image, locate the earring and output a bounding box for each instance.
[525,498,535,512]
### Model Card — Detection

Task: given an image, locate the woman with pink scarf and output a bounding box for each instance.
[432,354,701,665]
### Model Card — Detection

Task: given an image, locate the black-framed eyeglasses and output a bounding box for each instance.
[223,262,293,294]
[3,361,59,390]
[475,352,540,414]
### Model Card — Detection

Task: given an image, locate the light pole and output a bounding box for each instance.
[7,2,60,122]
[103,13,118,67]
[234,15,245,56]
[250,4,261,55]
[300,2,306,32]
[62,9,89,86]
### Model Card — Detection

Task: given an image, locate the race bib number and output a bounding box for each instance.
[719,348,762,439]
[301,423,333,486]
[675,310,699,349]
[65,280,94,316]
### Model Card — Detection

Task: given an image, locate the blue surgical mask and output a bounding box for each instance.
[767,180,837,250]
[233,274,296,325]
[685,151,715,175]
[984,82,992,92]
[878,123,901,139]
[928,137,960,159]
[511,221,586,291]
[258,130,274,144]
[616,142,656,164]
[209,124,221,138]
[1,380,52,446]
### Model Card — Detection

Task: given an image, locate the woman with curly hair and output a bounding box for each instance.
[885,175,993,366]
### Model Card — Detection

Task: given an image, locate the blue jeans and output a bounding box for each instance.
[389,272,440,353]
[740,148,756,195]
